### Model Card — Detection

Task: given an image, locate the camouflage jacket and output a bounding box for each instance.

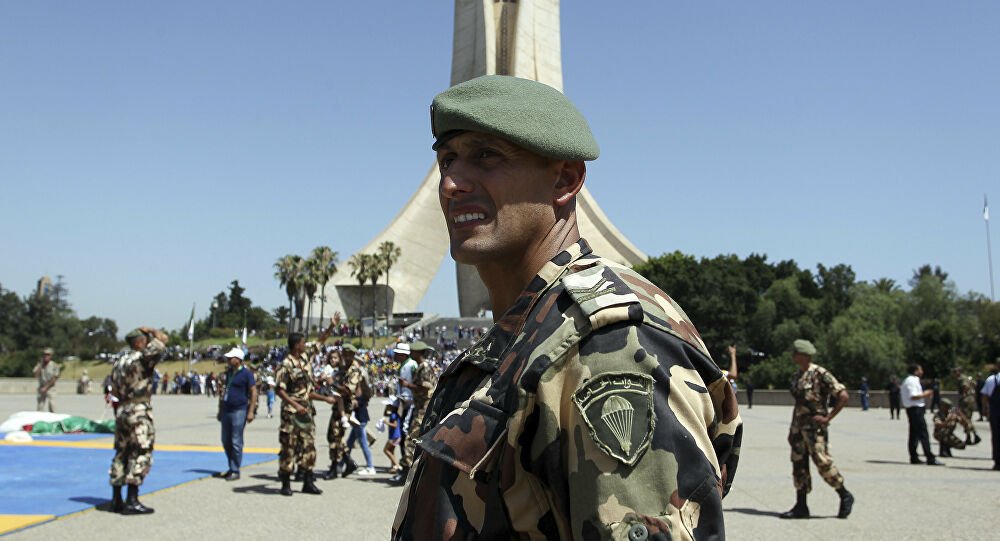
[276,352,316,415]
[111,338,166,402]
[789,364,845,429]
[392,240,742,541]
[412,359,436,402]
[932,409,961,440]
[957,375,976,408]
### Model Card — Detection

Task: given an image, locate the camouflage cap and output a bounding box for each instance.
[42,347,54,355]
[792,339,816,356]
[940,398,953,407]
[410,340,434,353]
[341,343,358,353]
[431,75,600,161]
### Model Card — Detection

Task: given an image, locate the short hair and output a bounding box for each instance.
[288,333,305,350]
[908,363,921,375]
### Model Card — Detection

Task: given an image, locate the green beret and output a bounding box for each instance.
[431,75,599,161]
[940,398,953,407]
[410,340,434,353]
[341,343,357,353]
[125,329,145,341]
[792,339,817,356]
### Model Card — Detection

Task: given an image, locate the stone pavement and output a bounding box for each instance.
[2,393,996,540]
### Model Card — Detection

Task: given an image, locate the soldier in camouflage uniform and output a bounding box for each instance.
[780,339,854,520]
[392,75,742,540]
[390,341,436,485]
[108,327,168,515]
[275,330,337,496]
[933,398,977,457]
[33,347,60,412]
[326,342,363,478]
[952,367,982,445]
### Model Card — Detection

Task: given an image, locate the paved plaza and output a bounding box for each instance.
[1,393,997,540]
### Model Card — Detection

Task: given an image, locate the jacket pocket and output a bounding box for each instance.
[417,400,508,482]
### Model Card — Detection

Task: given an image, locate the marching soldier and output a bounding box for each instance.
[108,327,168,515]
[952,367,982,446]
[781,339,854,519]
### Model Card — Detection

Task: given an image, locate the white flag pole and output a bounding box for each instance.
[986,195,994,301]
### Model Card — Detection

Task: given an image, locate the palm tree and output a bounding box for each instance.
[367,254,385,347]
[377,241,402,329]
[274,255,304,334]
[302,258,319,338]
[873,278,899,294]
[311,246,339,328]
[348,253,371,334]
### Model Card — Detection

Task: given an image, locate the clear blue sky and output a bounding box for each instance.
[2,1,997,336]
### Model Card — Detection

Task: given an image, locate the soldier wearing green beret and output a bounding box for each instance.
[780,339,854,520]
[108,327,168,515]
[392,75,742,540]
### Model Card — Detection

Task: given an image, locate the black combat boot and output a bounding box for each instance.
[939,444,952,458]
[301,471,323,495]
[971,433,982,445]
[120,484,154,515]
[323,465,338,480]
[779,491,810,519]
[279,473,293,496]
[110,485,124,513]
[341,456,358,478]
[836,487,854,519]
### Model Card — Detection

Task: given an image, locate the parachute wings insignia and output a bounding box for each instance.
[572,372,654,466]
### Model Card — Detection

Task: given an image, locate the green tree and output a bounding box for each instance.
[348,253,372,333]
[378,240,402,323]
[274,255,305,333]
[310,246,339,328]
[822,284,906,385]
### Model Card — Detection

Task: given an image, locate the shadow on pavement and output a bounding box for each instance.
[865,459,917,466]
[232,483,282,495]
[185,468,217,474]
[725,508,783,518]
[250,473,280,482]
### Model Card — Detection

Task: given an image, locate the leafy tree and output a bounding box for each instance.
[274,254,305,333]
[822,284,905,385]
[378,241,402,320]
[310,246,339,328]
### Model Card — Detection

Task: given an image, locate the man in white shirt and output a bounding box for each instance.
[394,344,417,443]
[901,364,943,466]
[979,366,1000,470]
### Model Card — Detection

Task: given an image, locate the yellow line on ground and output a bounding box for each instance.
[0,515,54,535]
[0,440,279,453]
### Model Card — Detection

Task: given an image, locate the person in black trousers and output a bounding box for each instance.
[887,376,901,420]
[901,364,943,466]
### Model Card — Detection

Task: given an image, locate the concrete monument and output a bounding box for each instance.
[323,0,646,320]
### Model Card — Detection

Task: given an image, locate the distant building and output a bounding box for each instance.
[36,275,53,298]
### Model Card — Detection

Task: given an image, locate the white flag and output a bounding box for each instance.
[187,304,195,341]
[242,327,248,345]
[985,195,990,221]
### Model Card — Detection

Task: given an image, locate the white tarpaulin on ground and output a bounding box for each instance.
[0,411,71,433]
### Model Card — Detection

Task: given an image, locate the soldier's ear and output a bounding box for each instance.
[553,160,585,208]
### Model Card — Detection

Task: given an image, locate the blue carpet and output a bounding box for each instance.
[0,445,275,516]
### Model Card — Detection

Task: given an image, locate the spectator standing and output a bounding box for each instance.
[901,364,943,466]
[859,377,870,411]
[214,348,256,481]
[979,366,1000,471]
[887,376,902,420]
[395,343,416,448]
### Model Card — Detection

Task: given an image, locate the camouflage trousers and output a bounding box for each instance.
[327,412,348,467]
[37,391,54,413]
[788,425,844,493]
[959,401,979,431]
[109,402,155,486]
[278,410,316,474]
[400,398,427,470]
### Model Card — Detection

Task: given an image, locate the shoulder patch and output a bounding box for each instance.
[573,372,654,466]
[562,264,641,331]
